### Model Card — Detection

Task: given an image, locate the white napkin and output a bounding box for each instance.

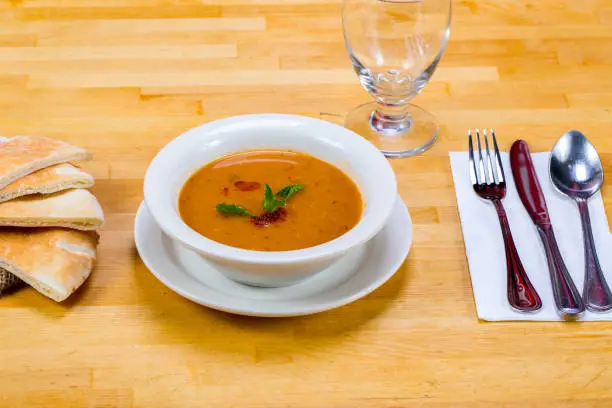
[450,151,612,321]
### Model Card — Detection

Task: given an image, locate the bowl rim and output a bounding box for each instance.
[144,113,398,265]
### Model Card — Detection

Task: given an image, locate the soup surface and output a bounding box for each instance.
[178,150,363,251]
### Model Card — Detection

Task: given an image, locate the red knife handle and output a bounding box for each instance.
[509,140,550,225]
[509,139,584,319]
[537,226,585,319]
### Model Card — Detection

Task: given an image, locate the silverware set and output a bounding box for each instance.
[468,129,612,319]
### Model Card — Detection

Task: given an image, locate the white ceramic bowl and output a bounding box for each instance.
[144,114,397,287]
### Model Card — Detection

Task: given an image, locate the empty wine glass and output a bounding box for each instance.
[343,0,451,157]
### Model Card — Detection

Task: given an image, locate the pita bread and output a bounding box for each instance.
[0,163,94,203]
[0,136,91,189]
[0,189,104,230]
[0,228,98,301]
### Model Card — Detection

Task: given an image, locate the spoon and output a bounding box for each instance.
[550,130,612,312]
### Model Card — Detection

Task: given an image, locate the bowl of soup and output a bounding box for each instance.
[144,114,397,287]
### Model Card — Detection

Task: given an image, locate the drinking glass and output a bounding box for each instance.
[343,0,451,157]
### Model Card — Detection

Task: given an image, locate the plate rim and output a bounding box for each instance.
[134,196,412,317]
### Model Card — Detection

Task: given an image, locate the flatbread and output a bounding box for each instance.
[0,228,98,301]
[0,189,104,230]
[0,136,91,189]
[0,163,94,203]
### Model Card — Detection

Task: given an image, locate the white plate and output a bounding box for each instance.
[134,196,412,317]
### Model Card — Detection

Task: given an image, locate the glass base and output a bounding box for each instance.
[344,102,438,158]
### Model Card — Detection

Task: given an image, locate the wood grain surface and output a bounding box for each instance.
[2,0,612,406]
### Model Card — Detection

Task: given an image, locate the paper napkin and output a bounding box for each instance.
[450,151,612,321]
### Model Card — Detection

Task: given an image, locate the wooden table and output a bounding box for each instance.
[2,0,612,406]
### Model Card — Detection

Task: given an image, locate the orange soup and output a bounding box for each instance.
[178,151,363,251]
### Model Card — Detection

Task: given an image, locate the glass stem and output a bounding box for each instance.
[369,102,412,135]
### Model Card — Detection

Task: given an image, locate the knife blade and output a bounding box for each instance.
[509,140,584,319]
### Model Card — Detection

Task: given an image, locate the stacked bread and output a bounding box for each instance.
[0,136,103,301]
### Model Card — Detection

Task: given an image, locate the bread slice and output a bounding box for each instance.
[0,189,104,230]
[0,228,98,301]
[0,163,94,203]
[0,135,91,189]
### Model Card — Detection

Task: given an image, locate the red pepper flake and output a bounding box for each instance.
[250,207,287,227]
[234,181,261,191]
[222,187,229,196]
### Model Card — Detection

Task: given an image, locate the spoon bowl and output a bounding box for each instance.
[550,130,603,199]
[550,130,612,312]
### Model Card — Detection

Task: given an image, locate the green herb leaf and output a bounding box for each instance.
[216,203,253,217]
[262,184,283,213]
[276,184,304,204]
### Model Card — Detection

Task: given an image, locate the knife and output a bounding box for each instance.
[509,140,585,319]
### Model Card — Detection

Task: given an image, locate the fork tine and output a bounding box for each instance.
[476,129,488,184]
[468,130,478,185]
[483,129,497,184]
[491,129,505,183]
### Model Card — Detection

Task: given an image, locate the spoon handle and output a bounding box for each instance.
[577,199,612,312]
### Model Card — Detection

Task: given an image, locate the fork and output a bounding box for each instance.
[468,129,542,312]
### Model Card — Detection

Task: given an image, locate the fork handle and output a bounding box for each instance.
[492,200,542,312]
